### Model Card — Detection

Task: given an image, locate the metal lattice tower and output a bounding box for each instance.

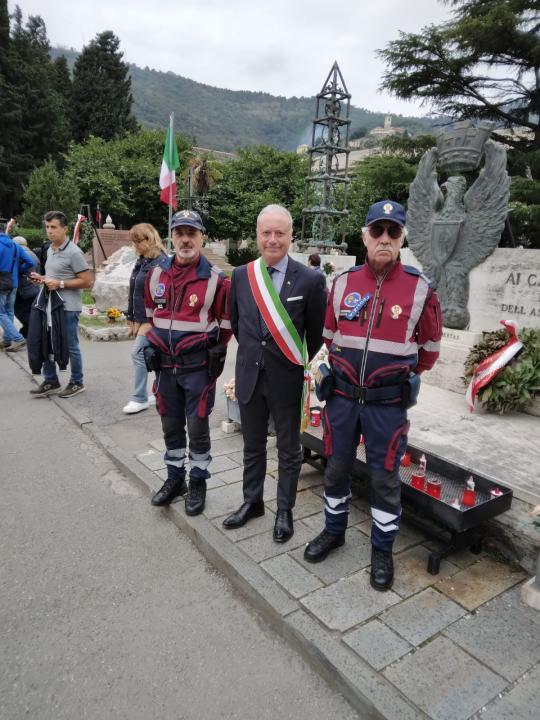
[299,62,351,254]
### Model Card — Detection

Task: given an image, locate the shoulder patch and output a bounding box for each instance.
[403,264,435,288]
[210,264,225,278]
[336,264,362,279]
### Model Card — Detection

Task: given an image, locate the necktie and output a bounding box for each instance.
[260,267,276,337]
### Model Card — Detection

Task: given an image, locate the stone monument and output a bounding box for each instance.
[407,121,511,329]
[92,245,136,312]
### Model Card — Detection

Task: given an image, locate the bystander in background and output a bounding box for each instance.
[123,223,169,414]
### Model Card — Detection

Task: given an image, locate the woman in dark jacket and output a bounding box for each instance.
[123,223,169,414]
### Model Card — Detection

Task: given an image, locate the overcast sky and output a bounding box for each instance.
[11,0,453,116]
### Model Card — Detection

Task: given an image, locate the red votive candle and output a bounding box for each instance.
[411,473,426,491]
[427,478,442,499]
[401,452,411,467]
[462,487,476,506]
[310,409,321,427]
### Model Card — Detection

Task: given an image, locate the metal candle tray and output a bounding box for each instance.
[301,422,513,535]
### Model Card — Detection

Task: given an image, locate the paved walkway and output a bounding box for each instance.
[7,338,540,719]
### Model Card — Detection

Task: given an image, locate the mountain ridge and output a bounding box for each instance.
[51,46,436,152]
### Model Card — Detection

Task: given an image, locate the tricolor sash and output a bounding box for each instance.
[247,258,310,430]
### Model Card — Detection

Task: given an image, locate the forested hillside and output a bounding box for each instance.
[51,46,435,151]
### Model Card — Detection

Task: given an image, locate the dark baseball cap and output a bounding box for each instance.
[171,209,205,232]
[365,200,406,227]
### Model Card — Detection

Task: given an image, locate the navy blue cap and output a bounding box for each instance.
[171,209,205,232]
[365,200,406,227]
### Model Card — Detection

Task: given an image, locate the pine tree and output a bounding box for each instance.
[378,0,540,151]
[72,31,137,143]
[0,6,76,215]
[49,55,74,159]
[0,0,23,216]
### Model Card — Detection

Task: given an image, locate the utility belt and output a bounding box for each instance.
[144,345,226,379]
[315,363,420,409]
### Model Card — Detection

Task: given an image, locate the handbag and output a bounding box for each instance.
[0,245,17,292]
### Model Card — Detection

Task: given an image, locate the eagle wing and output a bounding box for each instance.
[406,148,444,273]
[458,140,510,273]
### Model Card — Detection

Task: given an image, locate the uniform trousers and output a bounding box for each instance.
[322,394,409,552]
[153,368,216,484]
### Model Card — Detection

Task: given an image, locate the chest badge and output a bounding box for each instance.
[391,304,402,319]
[344,292,361,308]
[154,282,166,299]
[188,293,198,307]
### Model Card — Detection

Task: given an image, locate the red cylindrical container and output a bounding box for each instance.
[462,488,476,506]
[310,409,321,427]
[411,473,426,491]
[427,478,442,499]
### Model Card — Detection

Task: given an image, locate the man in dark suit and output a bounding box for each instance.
[223,204,326,542]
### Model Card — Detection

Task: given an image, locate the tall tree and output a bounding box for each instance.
[49,55,74,155]
[0,0,22,216]
[378,0,540,150]
[72,31,137,142]
[206,146,307,241]
[20,159,80,227]
[0,5,70,215]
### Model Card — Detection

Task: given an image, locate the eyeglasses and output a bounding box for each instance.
[368,223,403,240]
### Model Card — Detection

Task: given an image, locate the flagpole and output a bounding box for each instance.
[167,112,174,252]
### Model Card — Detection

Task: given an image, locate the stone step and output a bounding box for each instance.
[202,247,234,274]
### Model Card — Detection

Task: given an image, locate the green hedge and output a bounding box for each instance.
[227,247,259,266]
[10,226,46,250]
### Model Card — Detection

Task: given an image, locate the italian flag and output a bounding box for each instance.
[159,126,179,208]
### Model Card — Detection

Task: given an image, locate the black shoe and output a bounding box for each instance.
[30,381,61,397]
[151,477,188,506]
[185,481,206,516]
[222,501,265,529]
[59,382,85,398]
[273,509,294,543]
[370,547,394,591]
[304,529,345,563]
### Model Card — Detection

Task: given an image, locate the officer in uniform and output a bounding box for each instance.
[304,200,442,590]
[143,210,231,515]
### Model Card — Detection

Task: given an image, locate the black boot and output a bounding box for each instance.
[304,529,345,562]
[185,480,207,516]
[151,477,187,506]
[370,546,394,591]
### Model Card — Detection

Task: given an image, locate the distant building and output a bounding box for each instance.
[369,115,405,138]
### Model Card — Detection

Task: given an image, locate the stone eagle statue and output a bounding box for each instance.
[407,137,510,329]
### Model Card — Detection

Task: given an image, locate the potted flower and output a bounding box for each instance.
[106,306,122,324]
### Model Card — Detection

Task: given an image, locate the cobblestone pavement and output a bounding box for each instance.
[134,425,538,720]
[8,338,540,719]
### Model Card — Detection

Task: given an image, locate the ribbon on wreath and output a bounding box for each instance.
[465,320,523,412]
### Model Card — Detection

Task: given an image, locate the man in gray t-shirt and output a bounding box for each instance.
[29,210,93,398]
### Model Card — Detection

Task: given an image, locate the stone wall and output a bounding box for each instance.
[401,247,540,332]
[401,247,540,403]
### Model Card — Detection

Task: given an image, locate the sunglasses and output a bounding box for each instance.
[368,223,403,240]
